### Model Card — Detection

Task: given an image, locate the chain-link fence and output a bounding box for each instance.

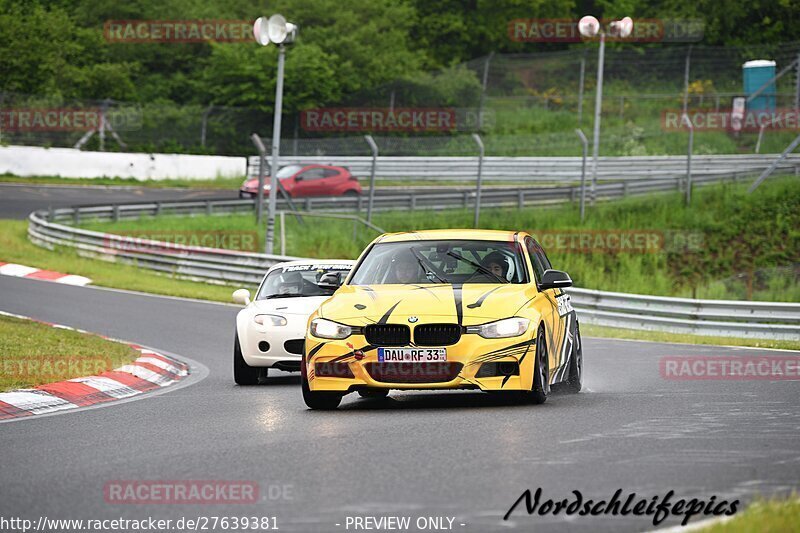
[3,42,799,157]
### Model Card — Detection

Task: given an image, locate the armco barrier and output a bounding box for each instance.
[27,208,800,342]
[247,153,800,182]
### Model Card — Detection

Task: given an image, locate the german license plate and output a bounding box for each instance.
[377,348,447,362]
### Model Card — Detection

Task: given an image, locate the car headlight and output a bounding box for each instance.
[310,318,352,339]
[467,317,530,338]
[254,314,287,326]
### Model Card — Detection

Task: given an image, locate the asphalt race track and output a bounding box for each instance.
[0,183,237,220]
[1,274,798,532]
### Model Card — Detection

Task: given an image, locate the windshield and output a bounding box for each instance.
[349,240,528,285]
[276,164,304,178]
[256,264,352,299]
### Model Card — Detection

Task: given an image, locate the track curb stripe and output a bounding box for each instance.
[0,311,189,420]
[0,262,92,286]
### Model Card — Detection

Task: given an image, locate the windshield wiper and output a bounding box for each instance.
[446,251,509,283]
[409,248,448,283]
[263,293,309,299]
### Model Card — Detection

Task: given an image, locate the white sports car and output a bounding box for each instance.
[232,260,355,385]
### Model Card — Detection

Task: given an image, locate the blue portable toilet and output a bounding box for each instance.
[743,60,776,112]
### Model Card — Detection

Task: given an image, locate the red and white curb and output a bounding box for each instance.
[0,262,92,286]
[0,311,188,420]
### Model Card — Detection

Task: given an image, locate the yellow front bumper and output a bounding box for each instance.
[306,333,536,392]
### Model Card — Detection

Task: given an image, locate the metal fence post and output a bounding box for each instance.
[364,135,379,224]
[749,132,800,193]
[472,133,485,227]
[201,105,213,148]
[575,129,588,223]
[682,114,694,205]
[682,46,692,115]
[589,33,606,206]
[577,50,586,126]
[280,211,286,256]
[250,133,267,224]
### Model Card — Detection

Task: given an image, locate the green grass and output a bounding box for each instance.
[581,324,800,352]
[0,219,238,302]
[0,314,139,391]
[78,175,800,302]
[698,497,800,533]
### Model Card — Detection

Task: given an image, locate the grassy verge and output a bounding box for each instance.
[0,219,237,302]
[581,324,799,351]
[0,314,139,391]
[78,176,800,302]
[698,497,800,532]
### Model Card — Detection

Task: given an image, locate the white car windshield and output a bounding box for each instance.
[256,264,352,299]
[349,240,528,285]
[276,165,304,178]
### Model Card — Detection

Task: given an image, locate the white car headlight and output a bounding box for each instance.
[468,317,530,339]
[254,314,287,326]
[310,318,352,339]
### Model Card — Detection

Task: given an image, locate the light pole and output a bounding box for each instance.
[578,15,632,206]
[253,14,298,255]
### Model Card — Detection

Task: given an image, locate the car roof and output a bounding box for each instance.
[376,229,523,243]
[269,259,356,270]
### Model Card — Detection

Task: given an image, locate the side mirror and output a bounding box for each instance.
[317,272,343,290]
[294,175,304,181]
[232,288,251,305]
[538,269,572,290]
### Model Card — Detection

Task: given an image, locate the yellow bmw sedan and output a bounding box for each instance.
[302,229,583,409]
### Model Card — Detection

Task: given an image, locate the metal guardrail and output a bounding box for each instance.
[28,207,800,341]
[569,288,800,341]
[247,153,800,182]
[41,168,792,222]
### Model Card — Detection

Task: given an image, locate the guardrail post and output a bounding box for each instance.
[73,208,80,225]
[463,191,469,207]
[305,198,310,211]
[364,135,379,224]
[155,202,162,217]
[518,190,524,209]
[410,194,417,211]
[112,205,120,222]
[472,133,485,227]
[48,206,54,222]
[206,200,213,216]
[623,182,629,197]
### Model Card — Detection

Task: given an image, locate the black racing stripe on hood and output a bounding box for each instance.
[452,283,463,325]
[466,286,502,309]
[378,301,402,324]
[410,284,442,300]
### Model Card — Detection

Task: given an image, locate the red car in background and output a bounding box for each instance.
[239,164,362,198]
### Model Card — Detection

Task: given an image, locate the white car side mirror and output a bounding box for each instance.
[232,288,251,306]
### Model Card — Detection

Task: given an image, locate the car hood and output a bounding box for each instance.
[250,296,330,316]
[318,284,536,323]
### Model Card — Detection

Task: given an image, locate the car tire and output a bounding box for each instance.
[343,190,360,197]
[233,332,259,385]
[529,326,550,404]
[564,322,583,393]
[301,370,343,410]
[358,389,389,399]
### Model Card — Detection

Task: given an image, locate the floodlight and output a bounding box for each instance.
[578,15,600,37]
[253,17,269,46]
